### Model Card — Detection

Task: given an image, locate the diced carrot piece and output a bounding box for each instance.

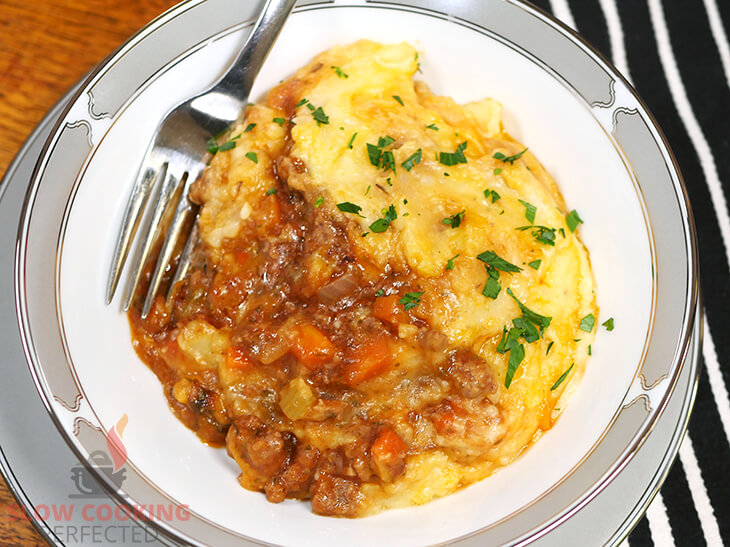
[372,428,407,461]
[159,337,193,374]
[430,400,465,435]
[432,410,455,435]
[226,347,253,371]
[291,324,335,369]
[371,428,407,481]
[344,336,394,386]
[372,294,406,326]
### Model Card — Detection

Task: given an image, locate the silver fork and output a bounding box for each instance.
[105,0,296,318]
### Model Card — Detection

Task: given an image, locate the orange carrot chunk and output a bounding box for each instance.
[372,294,406,326]
[371,428,407,481]
[291,324,335,369]
[345,336,394,386]
[226,347,253,371]
[234,250,249,266]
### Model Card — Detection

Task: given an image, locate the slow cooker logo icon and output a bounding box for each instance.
[70,415,128,499]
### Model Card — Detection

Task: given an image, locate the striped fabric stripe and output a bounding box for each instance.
[702,321,730,446]
[678,438,723,545]
[704,0,730,90]
[533,0,730,545]
[549,0,577,29]
[631,516,655,546]
[597,0,632,81]
[645,493,674,546]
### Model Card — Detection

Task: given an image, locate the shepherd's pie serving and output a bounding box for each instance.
[129,41,597,517]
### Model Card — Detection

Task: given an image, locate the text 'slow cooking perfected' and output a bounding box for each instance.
[129,41,597,517]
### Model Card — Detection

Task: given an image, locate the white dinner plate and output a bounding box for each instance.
[13,1,698,545]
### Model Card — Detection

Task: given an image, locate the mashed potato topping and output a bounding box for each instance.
[129,41,596,517]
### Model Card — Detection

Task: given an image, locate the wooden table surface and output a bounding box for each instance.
[0,1,179,544]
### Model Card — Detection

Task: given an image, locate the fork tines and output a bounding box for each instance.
[106,161,200,319]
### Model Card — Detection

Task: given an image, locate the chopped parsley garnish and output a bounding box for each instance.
[365,185,371,196]
[482,265,501,299]
[546,341,554,355]
[476,251,523,273]
[496,327,518,354]
[399,291,424,311]
[393,95,404,106]
[566,209,584,232]
[369,205,397,233]
[494,168,503,175]
[551,364,574,390]
[331,65,349,78]
[507,288,552,334]
[426,123,439,131]
[519,199,537,224]
[367,136,397,173]
[375,289,385,297]
[272,117,286,126]
[378,135,395,148]
[265,188,277,196]
[516,225,557,246]
[207,133,241,154]
[528,259,542,270]
[311,106,330,126]
[245,151,258,163]
[602,317,615,331]
[347,132,358,149]
[496,289,552,388]
[401,149,422,171]
[314,196,324,208]
[493,148,527,164]
[243,123,256,132]
[579,314,595,332]
[588,344,592,355]
[442,210,465,229]
[484,189,501,203]
[295,98,309,108]
[496,327,526,389]
[439,141,468,166]
[337,202,363,215]
[476,252,521,301]
[206,138,220,154]
[367,143,381,166]
[381,151,396,173]
[446,254,459,270]
[559,228,566,238]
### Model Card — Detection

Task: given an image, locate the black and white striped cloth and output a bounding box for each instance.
[525,0,730,545]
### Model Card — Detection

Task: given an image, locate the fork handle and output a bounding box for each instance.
[215,0,297,100]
